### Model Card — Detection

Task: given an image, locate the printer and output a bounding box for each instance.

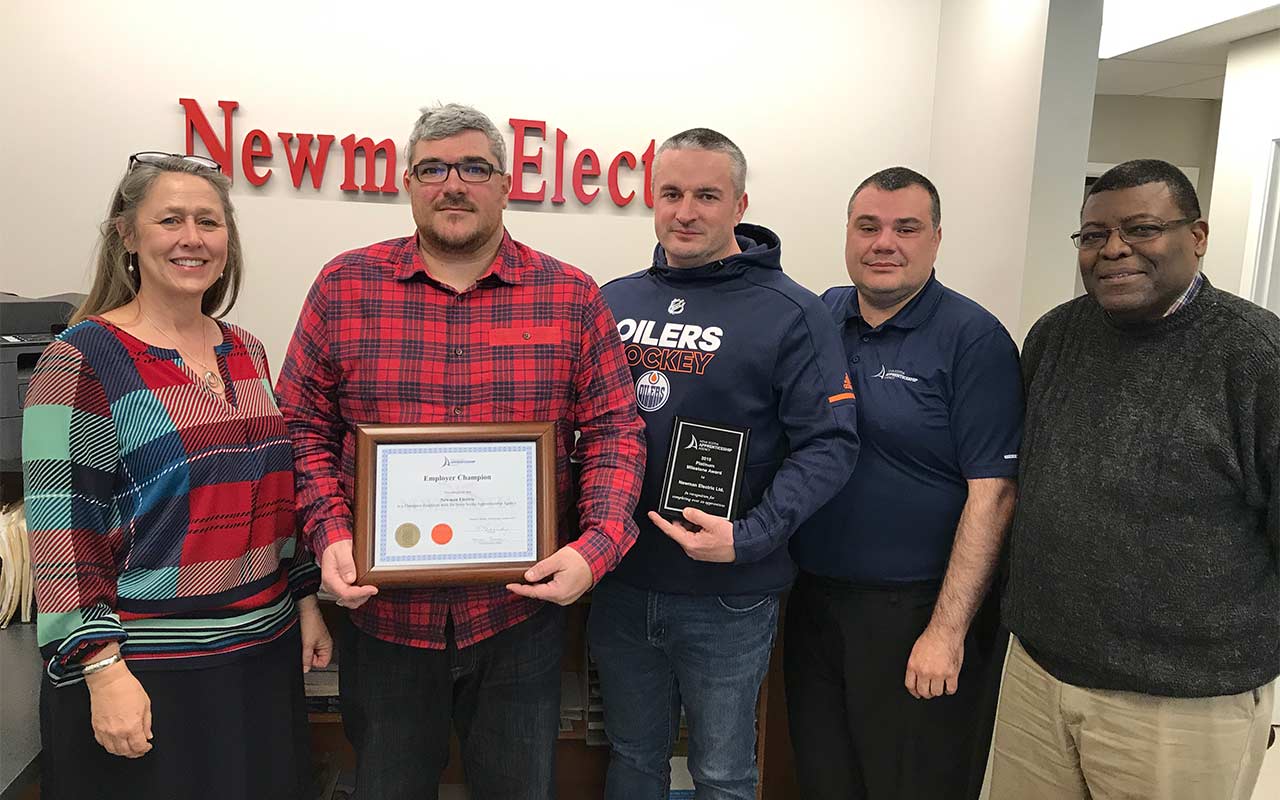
[1,293,85,472]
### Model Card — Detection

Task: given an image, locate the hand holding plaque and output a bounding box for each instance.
[657,417,750,522]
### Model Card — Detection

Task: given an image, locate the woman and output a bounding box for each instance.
[21,152,331,799]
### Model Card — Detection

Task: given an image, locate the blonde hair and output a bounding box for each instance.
[72,157,243,324]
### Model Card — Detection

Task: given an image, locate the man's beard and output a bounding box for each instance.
[420,221,492,255]
[419,191,496,255]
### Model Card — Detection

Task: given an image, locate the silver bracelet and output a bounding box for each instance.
[81,652,122,676]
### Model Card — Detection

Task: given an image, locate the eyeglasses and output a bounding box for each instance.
[128,151,222,172]
[1070,217,1197,250]
[410,160,500,184]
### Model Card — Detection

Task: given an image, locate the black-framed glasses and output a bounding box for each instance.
[128,151,222,173]
[410,160,500,184]
[1070,217,1197,250]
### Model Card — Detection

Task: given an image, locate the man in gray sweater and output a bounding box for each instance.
[990,159,1278,800]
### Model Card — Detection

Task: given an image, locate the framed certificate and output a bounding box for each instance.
[352,422,558,587]
[658,416,750,521]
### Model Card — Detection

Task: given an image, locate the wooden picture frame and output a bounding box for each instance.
[352,421,558,587]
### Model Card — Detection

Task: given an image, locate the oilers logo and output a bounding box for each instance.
[635,370,671,412]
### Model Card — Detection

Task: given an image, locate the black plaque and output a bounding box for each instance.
[658,416,750,521]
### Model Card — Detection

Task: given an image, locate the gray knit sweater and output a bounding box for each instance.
[1004,281,1279,697]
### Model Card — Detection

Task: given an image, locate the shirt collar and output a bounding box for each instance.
[393,229,525,287]
[1164,271,1203,317]
[843,270,944,330]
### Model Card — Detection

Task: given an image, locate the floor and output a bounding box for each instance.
[333,741,1280,798]
[1254,739,1280,798]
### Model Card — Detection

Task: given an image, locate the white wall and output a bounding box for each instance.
[1,0,944,366]
[1089,95,1222,212]
[929,0,1103,341]
[1205,30,1280,296]
[1,0,1102,365]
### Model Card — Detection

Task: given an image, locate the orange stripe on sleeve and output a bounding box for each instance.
[828,392,856,403]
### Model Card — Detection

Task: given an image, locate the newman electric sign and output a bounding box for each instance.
[180,98,658,208]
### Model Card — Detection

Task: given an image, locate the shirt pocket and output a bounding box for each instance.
[489,326,562,346]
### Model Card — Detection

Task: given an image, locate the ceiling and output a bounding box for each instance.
[1095,5,1279,99]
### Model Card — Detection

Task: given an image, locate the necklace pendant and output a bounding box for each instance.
[202,370,224,393]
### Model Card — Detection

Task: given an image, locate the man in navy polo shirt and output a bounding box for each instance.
[786,167,1023,800]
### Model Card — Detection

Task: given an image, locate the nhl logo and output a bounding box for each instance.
[668,298,686,315]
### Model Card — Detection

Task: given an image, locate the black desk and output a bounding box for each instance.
[0,623,41,799]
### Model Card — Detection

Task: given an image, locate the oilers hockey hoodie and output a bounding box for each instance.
[600,223,860,595]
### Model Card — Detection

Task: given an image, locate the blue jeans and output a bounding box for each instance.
[338,606,565,800]
[587,577,780,800]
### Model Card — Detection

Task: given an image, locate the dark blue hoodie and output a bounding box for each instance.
[600,223,860,595]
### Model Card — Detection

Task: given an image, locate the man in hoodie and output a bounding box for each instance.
[590,128,861,800]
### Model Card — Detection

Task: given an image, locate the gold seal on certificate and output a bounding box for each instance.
[658,416,750,521]
[394,523,421,548]
[352,422,557,587]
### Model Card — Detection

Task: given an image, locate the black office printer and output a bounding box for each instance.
[0,293,85,472]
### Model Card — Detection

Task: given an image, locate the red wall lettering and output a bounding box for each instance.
[241,129,273,187]
[551,128,569,205]
[607,151,637,206]
[640,140,656,208]
[278,133,335,190]
[178,99,655,207]
[509,118,546,202]
[180,98,238,179]
[572,149,601,204]
[340,136,397,193]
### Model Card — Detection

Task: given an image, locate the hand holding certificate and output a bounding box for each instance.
[353,423,557,587]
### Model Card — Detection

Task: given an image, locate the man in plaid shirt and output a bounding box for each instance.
[276,103,645,800]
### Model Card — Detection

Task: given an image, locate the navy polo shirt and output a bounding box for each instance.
[790,272,1023,583]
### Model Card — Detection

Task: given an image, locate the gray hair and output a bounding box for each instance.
[73,156,242,325]
[655,128,747,197]
[404,103,507,173]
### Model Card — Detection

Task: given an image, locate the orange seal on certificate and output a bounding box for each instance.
[431,523,454,545]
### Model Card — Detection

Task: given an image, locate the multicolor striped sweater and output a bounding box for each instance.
[22,317,319,685]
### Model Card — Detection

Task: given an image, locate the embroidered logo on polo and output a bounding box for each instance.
[872,365,919,383]
[668,298,686,315]
[616,318,720,375]
[636,370,671,412]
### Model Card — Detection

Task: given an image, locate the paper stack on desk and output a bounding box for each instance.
[586,655,608,746]
[304,661,341,714]
[0,503,34,628]
[560,671,584,732]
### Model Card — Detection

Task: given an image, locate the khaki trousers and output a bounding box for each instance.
[989,637,1274,800]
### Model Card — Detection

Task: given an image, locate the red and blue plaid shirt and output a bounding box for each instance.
[276,230,645,649]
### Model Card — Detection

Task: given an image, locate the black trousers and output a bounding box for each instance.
[783,573,1006,800]
[40,625,310,800]
[338,606,565,800]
